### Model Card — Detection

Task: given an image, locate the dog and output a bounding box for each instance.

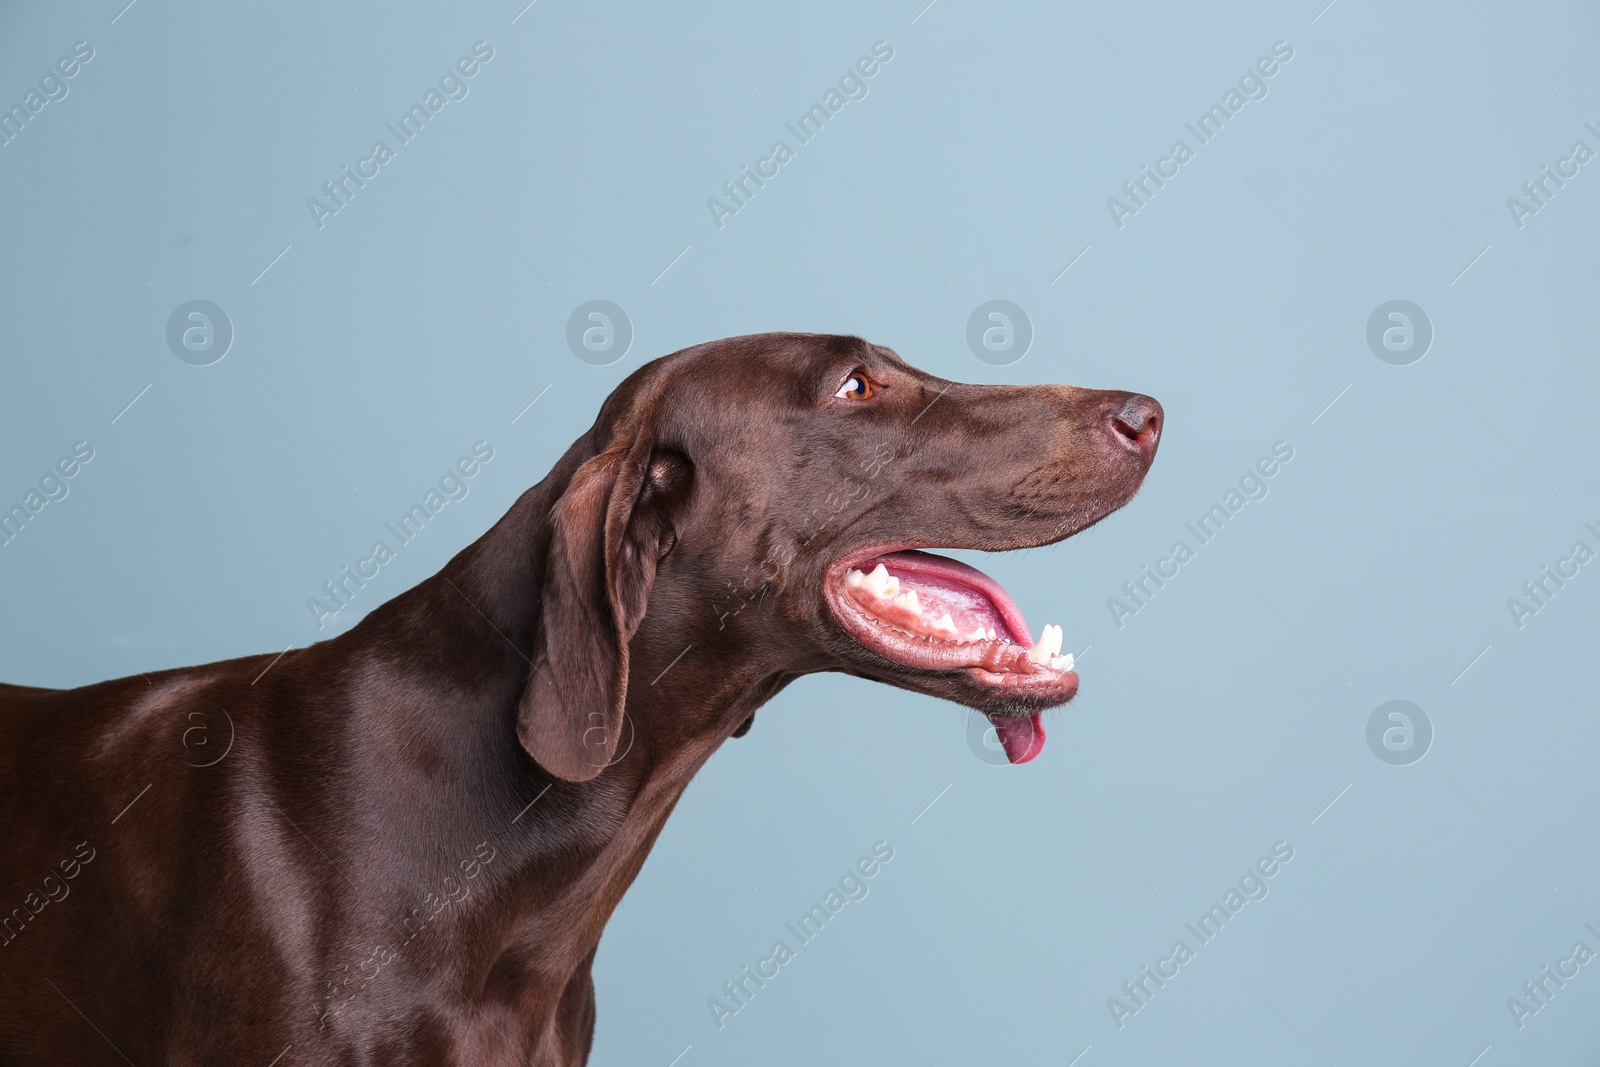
[0,333,1160,1065]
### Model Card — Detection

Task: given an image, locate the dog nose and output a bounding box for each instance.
[1107,394,1163,455]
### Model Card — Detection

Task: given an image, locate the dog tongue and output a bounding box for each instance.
[988,712,1046,764]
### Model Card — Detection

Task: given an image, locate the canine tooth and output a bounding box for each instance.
[932,613,957,636]
[1026,625,1063,665]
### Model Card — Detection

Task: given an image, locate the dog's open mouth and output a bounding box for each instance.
[824,549,1077,765]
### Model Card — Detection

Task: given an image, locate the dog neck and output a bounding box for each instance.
[348,465,781,1051]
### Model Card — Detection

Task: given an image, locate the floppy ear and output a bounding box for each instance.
[517,442,688,781]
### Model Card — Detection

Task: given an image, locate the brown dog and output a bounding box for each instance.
[0,333,1159,1065]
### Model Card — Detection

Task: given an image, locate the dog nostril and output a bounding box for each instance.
[1109,395,1162,451]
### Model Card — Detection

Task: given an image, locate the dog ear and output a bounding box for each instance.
[517,443,689,781]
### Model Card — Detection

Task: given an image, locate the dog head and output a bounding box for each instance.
[518,333,1160,779]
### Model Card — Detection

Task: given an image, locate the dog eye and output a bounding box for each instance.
[835,373,874,401]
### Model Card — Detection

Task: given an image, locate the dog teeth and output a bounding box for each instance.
[846,566,1042,655]
[880,569,901,597]
[1026,624,1063,664]
[853,564,896,598]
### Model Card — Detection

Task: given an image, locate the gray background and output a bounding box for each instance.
[3,1,1597,1064]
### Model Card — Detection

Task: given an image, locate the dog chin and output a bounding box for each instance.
[890,670,1078,715]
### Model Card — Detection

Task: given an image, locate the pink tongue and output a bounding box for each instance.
[988,712,1046,764]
